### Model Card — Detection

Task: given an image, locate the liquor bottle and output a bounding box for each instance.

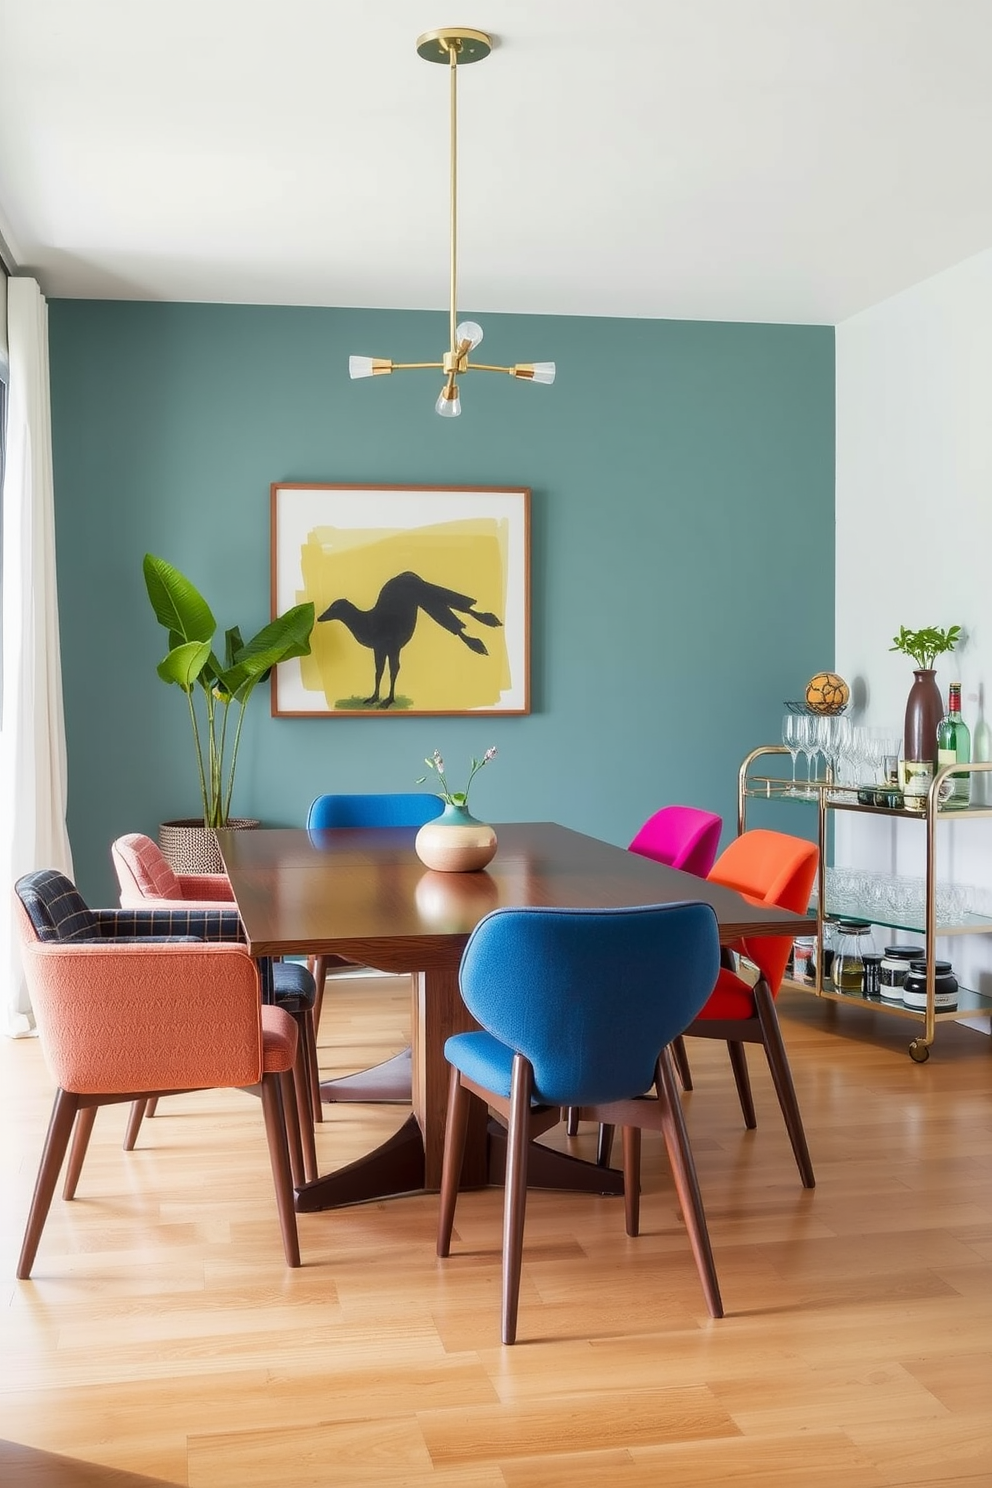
[936,682,971,807]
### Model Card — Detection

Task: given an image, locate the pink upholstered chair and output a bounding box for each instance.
[111,833,320,1155]
[112,831,235,907]
[628,805,723,879]
[13,879,302,1277]
[566,804,723,1141]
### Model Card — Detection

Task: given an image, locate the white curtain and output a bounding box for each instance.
[0,276,73,1035]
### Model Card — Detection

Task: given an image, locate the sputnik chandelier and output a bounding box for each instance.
[348,28,555,419]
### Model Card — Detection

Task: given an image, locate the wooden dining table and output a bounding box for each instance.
[216,821,813,1212]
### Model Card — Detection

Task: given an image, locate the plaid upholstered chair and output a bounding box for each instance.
[13,871,302,1277]
[110,835,320,1165]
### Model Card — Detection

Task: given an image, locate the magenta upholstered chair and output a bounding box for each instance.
[627,805,723,879]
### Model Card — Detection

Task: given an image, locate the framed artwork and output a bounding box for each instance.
[270,483,530,716]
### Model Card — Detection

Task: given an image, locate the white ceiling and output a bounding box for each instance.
[2,0,992,325]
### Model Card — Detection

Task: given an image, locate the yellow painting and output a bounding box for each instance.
[271,485,530,716]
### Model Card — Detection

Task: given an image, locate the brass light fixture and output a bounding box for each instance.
[348,28,555,419]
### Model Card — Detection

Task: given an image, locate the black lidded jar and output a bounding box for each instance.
[902,960,958,1013]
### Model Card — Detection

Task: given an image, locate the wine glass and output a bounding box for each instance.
[782,714,802,795]
[794,714,814,798]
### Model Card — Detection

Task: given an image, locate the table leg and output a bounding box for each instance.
[413,966,489,1190]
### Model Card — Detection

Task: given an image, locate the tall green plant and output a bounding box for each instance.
[144,554,315,827]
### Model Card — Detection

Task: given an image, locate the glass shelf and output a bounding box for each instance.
[784,978,992,1018]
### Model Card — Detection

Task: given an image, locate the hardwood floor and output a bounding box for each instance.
[2,976,991,1486]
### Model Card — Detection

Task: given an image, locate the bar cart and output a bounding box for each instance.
[739,747,992,1060]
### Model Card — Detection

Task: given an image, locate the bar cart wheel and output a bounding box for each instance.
[909,1039,931,1063]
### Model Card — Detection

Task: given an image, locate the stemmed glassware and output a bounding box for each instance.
[782,714,803,795]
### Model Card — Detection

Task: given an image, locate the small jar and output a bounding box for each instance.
[862,952,882,1001]
[832,921,874,996]
[879,945,920,1004]
[902,960,958,1013]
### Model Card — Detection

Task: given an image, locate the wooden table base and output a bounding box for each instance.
[293,1113,624,1212]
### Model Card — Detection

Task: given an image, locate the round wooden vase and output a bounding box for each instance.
[903,668,944,765]
[414,803,497,873]
[159,817,260,875]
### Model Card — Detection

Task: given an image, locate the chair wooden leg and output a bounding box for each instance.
[754,981,815,1188]
[305,1009,323,1125]
[310,957,326,1054]
[145,1097,159,1118]
[123,1098,148,1152]
[502,1054,534,1346]
[596,1123,616,1168]
[727,1040,756,1129]
[654,1049,723,1319]
[63,1105,98,1199]
[437,1067,471,1257]
[18,1089,81,1280]
[259,1073,301,1267]
[622,1125,641,1237]
[565,1107,579,1136]
[279,1069,306,1189]
[671,1035,694,1091]
[290,1012,319,1183]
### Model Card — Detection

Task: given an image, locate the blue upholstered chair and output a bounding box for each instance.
[304,793,443,1105]
[436,901,724,1344]
[15,869,315,1187]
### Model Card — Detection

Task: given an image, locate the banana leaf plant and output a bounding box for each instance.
[144,553,315,828]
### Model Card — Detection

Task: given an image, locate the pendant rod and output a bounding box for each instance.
[448,39,458,356]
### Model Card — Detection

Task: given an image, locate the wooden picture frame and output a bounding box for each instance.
[271,482,530,716]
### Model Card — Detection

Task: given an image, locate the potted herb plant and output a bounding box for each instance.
[890,624,962,771]
[144,553,315,870]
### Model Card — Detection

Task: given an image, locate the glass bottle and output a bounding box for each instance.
[832,920,874,997]
[936,682,971,807]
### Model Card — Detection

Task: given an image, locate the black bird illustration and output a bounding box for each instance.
[318,570,502,708]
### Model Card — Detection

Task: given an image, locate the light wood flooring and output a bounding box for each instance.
[2,974,991,1487]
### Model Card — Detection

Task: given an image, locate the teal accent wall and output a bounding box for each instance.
[48,301,834,903]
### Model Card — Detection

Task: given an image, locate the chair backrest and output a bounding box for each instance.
[628,805,723,879]
[13,895,264,1093]
[15,869,100,941]
[458,901,721,1107]
[306,793,444,830]
[112,833,183,905]
[707,828,819,994]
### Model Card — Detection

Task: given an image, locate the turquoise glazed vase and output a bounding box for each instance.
[415,803,497,872]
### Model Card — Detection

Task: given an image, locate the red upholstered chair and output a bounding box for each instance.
[111,833,320,1161]
[680,829,819,1187]
[13,884,302,1278]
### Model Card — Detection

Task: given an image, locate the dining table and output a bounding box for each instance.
[216,821,813,1212]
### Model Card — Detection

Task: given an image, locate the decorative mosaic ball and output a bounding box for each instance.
[805,671,849,713]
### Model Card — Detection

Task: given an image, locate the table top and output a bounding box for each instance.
[217,822,812,967]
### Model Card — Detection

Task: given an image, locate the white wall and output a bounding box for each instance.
[836,247,992,1024]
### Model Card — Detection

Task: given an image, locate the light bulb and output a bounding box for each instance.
[436,383,461,417]
[455,320,484,351]
[349,355,392,379]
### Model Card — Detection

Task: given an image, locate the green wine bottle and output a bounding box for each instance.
[936,682,971,806]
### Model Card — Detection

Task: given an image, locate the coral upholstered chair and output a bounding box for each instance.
[112,831,236,907]
[628,805,723,879]
[111,833,320,1160]
[680,829,819,1188]
[13,874,302,1278]
[437,902,724,1344]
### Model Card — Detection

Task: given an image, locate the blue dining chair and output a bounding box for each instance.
[436,901,724,1344]
[305,792,443,1108]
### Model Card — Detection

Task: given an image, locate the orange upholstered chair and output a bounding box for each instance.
[111,832,320,1155]
[678,828,819,1187]
[13,883,302,1278]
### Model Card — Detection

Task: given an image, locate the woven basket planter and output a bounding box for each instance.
[158,817,260,876]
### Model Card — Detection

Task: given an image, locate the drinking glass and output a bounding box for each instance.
[782,714,802,795]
